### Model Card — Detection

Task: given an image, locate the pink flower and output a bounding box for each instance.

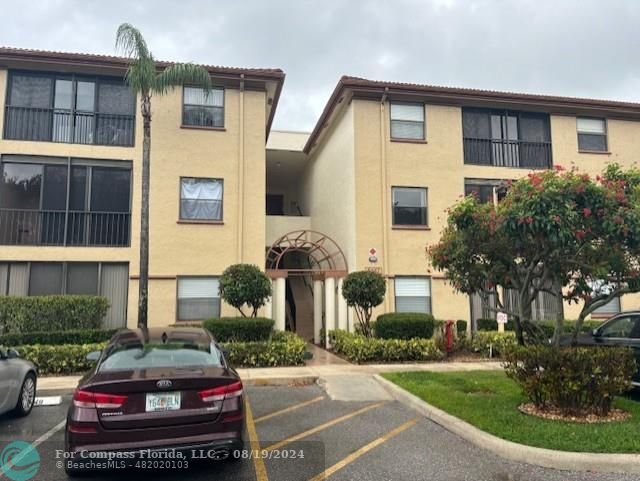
[583,208,592,218]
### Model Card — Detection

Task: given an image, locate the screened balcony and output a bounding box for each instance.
[0,159,131,247]
[4,72,135,147]
[462,108,552,169]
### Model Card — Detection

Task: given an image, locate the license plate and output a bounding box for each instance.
[145,392,181,412]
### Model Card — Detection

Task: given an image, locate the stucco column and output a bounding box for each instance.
[324,276,336,348]
[264,279,273,320]
[275,277,286,331]
[337,278,348,331]
[313,278,323,344]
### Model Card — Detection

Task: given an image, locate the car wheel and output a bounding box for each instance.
[13,373,36,417]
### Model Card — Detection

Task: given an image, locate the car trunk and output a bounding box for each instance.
[83,366,237,430]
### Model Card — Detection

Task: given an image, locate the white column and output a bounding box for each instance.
[275,277,286,331]
[313,279,323,344]
[264,279,273,320]
[324,276,336,348]
[337,278,348,331]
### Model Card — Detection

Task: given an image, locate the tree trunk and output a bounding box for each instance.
[137,94,151,329]
[516,290,533,345]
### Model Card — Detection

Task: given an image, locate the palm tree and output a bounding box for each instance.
[116,23,212,328]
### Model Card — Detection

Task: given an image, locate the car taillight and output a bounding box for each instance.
[198,381,243,402]
[73,390,127,409]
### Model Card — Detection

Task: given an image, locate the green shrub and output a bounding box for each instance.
[219,264,272,317]
[503,345,637,416]
[203,317,274,342]
[456,320,468,335]
[16,342,106,375]
[342,271,386,337]
[330,330,443,363]
[471,331,517,358]
[476,318,515,332]
[0,296,109,334]
[0,329,117,346]
[375,313,435,340]
[221,331,306,367]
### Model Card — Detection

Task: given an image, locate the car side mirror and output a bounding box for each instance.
[592,328,601,337]
[86,350,101,362]
[6,349,20,359]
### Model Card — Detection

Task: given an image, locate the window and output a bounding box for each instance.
[462,108,551,168]
[390,103,424,140]
[395,277,432,313]
[177,277,220,320]
[29,263,64,295]
[577,118,607,152]
[599,315,640,339]
[180,178,223,221]
[5,71,135,146]
[182,87,224,128]
[0,157,132,246]
[464,179,510,204]
[588,279,621,316]
[392,187,427,226]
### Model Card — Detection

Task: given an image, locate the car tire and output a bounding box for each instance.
[13,372,36,417]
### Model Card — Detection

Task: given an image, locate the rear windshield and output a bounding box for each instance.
[99,342,222,371]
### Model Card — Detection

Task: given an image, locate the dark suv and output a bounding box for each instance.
[566,312,640,387]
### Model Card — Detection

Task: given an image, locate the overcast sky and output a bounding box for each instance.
[2,0,639,131]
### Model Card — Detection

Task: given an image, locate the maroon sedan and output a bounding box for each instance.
[64,327,243,474]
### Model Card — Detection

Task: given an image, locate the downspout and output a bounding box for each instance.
[379,88,391,312]
[237,74,245,262]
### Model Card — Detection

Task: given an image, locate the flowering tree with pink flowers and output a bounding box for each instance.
[429,164,640,346]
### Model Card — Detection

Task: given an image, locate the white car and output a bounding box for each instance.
[0,347,37,417]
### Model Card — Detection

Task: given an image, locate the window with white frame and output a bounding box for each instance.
[182,87,224,128]
[390,102,425,140]
[588,279,621,316]
[395,277,432,313]
[177,277,220,320]
[180,178,223,221]
[577,118,607,152]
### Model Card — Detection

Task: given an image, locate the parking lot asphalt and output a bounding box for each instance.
[1,381,640,481]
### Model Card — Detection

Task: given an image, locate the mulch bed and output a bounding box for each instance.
[518,402,631,424]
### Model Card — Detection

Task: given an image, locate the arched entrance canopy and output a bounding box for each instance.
[266,230,347,277]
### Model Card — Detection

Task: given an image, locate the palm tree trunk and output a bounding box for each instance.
[138,94,151,328]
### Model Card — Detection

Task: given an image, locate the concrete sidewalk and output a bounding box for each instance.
[37,360,502,391]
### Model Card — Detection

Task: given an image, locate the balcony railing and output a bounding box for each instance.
[4,106,135,147]
[463,138,552,169]
[0,209,131,247]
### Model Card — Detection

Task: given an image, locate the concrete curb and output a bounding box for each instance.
[374,374,640,474]
[244,376,318,387]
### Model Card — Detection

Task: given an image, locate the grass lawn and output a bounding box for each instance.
[383,370,640,453]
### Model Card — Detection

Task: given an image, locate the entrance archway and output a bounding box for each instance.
[265,230,348,346]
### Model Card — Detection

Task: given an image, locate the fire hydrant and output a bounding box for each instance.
[444,319,455,356]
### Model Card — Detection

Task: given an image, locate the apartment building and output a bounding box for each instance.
[0,47,284,327]
[266,76,640,339]
[3,46,640,337]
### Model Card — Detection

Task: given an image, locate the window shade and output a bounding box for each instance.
[390,103,424,121]
[184,87,224,107]
[395,277,431,313]
[178,277,220,299]
[577,118,605,134]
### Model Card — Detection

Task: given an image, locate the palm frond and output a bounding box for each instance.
[115,23,150,60]
[153,63,212,95]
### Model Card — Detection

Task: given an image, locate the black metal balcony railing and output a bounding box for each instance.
[463,138,552,169]
[4,106,135,147]
[0,209,131,247]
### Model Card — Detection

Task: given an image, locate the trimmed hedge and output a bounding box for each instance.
[203,317,274,342]
[0,295,109,334]
[15,342,106,375]
[375,313,436,340]
[0,329,117,346]
[476,318,604,336]
[476,318,515,332]
[331,330,443,363]
[14,332,306,374]
[222,331,306,368]
[471,331,517,358]
[456,320,467,335]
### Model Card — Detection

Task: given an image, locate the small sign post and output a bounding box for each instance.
[496,312,508,333]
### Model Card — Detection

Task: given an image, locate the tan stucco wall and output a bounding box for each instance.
[300,102,356,271]
[0,68,269,326]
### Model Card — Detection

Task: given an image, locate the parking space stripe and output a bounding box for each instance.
[307,418,419,481]
[263,402,386,452]
[245,398,269,481]
[254,396,324,424]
